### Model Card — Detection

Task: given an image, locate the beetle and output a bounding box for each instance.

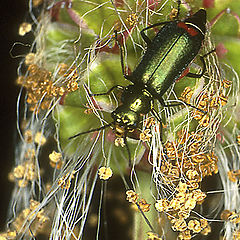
[69,8,209,162]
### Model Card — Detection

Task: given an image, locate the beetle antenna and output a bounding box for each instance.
[68,123,113,140]
[135,202,157,234]
[176,0,181,19]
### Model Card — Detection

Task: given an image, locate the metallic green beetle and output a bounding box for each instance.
[70,9,208,153]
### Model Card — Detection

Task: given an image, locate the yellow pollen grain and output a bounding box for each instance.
[146,231,162,240]
[115,137,125,147]
[155,199,169,212]
[138,198,151,212]
[19,22,32,36]
[34,132,46,145]
[126,190,138,204]
[49,151,63,169]
[98,167,113,180]
[228,169,240,182]
[24,130,33,143]
[25,53,36,65]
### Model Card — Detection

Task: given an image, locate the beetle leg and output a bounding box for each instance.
[158,96,206,114]
[186,55,206,78]
[89,85,124,97]
[114,30,133,81]
[141,0,181,45]
[140,21,173,46]
[186,49,216,78]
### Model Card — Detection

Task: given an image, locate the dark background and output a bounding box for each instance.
[0,0,29,230]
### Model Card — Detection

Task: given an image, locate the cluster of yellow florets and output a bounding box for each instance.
[49,151,63,169]
[180,77,230,128]
[126,190,151,213]
[98,167,113,180]
[228,169,240,182]
[221,210,240,224]
[140,117,161,142]
[154,128,220,238]
[8,130,48,187]
[58,171,76,190]
[160,130,218,189]
[155,182,210,239]
[0,200,49,238]
[16,60,79,112]
[126,13,138,27]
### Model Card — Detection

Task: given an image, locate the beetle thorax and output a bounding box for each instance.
[111,85,153,136]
